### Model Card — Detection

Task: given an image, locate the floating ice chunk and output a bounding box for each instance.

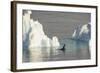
[52,36,60,49]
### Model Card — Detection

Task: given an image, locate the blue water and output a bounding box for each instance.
[23,38,91,62]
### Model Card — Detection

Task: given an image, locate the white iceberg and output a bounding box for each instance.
[23,11,32,41]
[79,24,89,36]
[23,10,60,49]
[23,10,61,61]
[52,36,60,49]
[29,19,52,48]
[29,19,60,48]
[72,23,91,41]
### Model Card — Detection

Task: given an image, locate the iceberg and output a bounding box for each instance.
[23,10,60,50]
[29,19,52,48]
[79,24,89,36]
[79,23,91,41]
[22,11,32,49]
[23,11,32,41]
[23,10,61,61]
[72,23,91,41]
[52,36,60,49]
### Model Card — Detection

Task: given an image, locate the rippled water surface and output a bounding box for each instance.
[23,39,90,62]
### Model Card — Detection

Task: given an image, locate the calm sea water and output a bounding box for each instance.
[23,38,91,62]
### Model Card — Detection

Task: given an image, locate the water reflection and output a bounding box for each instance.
[23,39,91,62]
